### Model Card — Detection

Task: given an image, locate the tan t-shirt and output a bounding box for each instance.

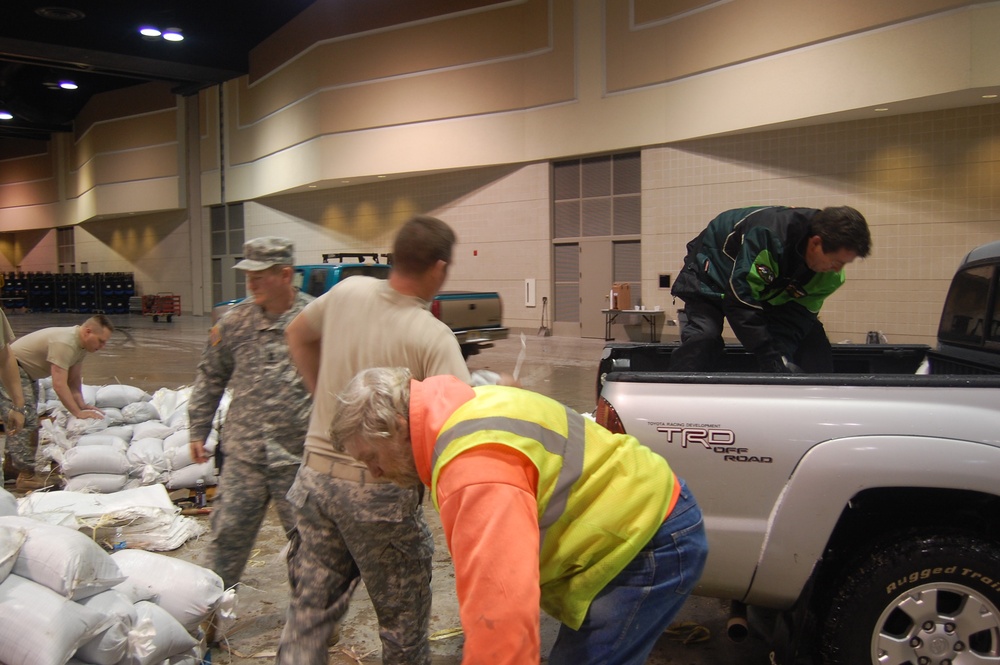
[11,325,87,381]
[301,276,471,464]
[0,311,13,348]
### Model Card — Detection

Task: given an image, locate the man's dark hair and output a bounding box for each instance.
[86,313,115,333]
[811,206,871,258]
[391,215,456,274]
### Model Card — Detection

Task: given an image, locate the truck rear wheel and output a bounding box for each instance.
[820,531,1000,665]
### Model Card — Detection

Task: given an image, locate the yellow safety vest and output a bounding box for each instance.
[431,385,677,628]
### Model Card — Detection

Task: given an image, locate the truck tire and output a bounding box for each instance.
[820,530,1000,665]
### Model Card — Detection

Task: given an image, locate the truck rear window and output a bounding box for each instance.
[938,263,999,345]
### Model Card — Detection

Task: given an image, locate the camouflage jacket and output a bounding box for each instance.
[187,291,314,466]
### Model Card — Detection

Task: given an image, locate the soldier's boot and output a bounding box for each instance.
[15,470,49,491]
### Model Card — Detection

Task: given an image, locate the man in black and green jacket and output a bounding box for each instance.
[670,205,871,372]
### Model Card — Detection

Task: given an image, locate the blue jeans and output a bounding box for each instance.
[548,480,709,665]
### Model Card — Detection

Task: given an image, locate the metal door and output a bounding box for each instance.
[580,239,613,338]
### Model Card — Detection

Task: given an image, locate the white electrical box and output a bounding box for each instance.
[525,278,536,307]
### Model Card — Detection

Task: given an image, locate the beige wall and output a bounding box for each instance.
[0,0,996,332]
[645,104,1000,346]
[241,163,551,330]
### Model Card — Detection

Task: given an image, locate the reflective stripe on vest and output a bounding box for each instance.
[432,406,585,543]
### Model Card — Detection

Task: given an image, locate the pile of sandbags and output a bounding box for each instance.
[37,382,224,494]
[0,492,232,665]
[18,484,207,552]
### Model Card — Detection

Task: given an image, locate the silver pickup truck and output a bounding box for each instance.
[595,241,1000,665]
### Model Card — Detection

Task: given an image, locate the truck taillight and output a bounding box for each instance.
[431,299,441,319]
[595,397,626,435]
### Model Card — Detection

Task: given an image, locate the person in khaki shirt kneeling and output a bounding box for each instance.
[1,314,113,490]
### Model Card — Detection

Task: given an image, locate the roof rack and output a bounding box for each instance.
[321,252,392,264]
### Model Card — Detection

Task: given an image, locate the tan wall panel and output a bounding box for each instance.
[0,152,52,185]
[230,0,572,166]
[67,144,179,199]
[244,0,551,118]
[608,0,977,92]
[250,0,508,77]
[0,180,58,208]
[72,109,178,170]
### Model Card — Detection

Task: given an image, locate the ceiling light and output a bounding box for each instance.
[874,107,889,112]
[58,80,78,90]
[139,26,161,37]
[983,94,998,99]
[162,28,184,42]
[0,111,13,120]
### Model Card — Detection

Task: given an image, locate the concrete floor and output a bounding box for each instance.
[5,310,774,664]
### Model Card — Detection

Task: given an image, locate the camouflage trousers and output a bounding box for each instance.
[206,455,300,591]
[0,366,38,473]
[276,465,433,665]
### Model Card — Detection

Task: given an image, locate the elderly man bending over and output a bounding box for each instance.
[331,367,709,665]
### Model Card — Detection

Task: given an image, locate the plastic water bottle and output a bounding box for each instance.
[112,527,126,552]
[195,479,206,508]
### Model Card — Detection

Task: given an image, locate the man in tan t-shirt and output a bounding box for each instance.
[1,314,113,490]
[0,309,28,469]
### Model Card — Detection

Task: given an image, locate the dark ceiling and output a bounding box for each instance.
[0,1,317,141]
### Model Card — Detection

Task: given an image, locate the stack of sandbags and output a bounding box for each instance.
[18,485,207,552]
[0,505,228,665]
[37,384,220,494]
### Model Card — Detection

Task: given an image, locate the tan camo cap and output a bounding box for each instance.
[233,236,295,271]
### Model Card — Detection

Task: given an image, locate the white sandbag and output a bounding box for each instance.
[0,488,17,517]
[112,550,224,632]
[121,401,161,425]
[95,385,151,409]
[127,437,165,466]
[78,433,129,449]
[162,429,190,451]
[0,516,125,600]
[0,574,112,665]
[102,424,135,442]
[76,589,137,665]
[62,446,131,477]
[100,407,125,425]
[150,387,190,422]
[64,415,110,436]
[64,473,129,494]
[19,484,179,521]
[165,406,189,429]
[166,460,217,490]
[83,383,100,405]
[165,648,206,665]
[163,442,196,470]
[0,526,26,584]
[127,437,169,485]
[125,601,200,665]
[132,420,175,440]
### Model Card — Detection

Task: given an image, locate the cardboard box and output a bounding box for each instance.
[611,282,632,310]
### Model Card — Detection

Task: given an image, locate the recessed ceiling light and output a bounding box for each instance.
[139,26,161,37]
[58,80,78,90]
[874,107,889,112]
[162,28,184,42]
[36,6,85,21]
[0,111,13,120]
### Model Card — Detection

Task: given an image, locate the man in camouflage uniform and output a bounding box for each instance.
[187,237,313,592]
[277,216,475,665]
